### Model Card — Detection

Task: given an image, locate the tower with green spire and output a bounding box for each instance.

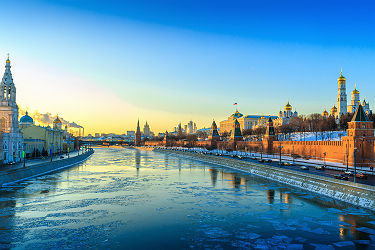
[230,119,243,142]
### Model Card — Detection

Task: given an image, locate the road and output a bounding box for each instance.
[171,148,375,186]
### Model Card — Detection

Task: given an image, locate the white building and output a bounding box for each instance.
[330,71,372,118]
[273,101,298,127]
[0,56,23,163]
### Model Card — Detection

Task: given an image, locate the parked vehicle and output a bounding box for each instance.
[278,162,285,166]
[300,166,309,170]
[356,172,368,179]
[265,159,273,163]
[344,171,354,176]
[315,165,325,170]
[258,159,265,163]
[60,156,64,159]
[335,174,349,180]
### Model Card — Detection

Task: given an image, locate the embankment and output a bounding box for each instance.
[155,149,375,211]
[0,150,94,187]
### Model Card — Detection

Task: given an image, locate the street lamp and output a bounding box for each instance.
[279,145,283,165]
[323,152,326,168]
[354,147,358,183]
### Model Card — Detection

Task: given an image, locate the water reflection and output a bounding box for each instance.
[0,148,375,249]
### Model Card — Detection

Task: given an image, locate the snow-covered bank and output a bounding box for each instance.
[156,149,375,211]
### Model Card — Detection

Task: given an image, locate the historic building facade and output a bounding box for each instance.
[219,109,277,135]
[273,101,298,127]
[20,113,64,157]
[0,56,23,163]
[330,71,372,118]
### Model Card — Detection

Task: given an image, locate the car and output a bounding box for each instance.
[278,162,285,166]
[251,157,257,160]
[315,165,325,170]
[6,162,15,166]
[60,156,64,159]
[258,159,265,163]
[237,156,243,159]
[344,171,354,176]
[265,159,273,163]
[356,172,368,179]
[335,174,349,180]
[300,166,309,170]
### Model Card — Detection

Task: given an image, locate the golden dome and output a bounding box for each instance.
[352,83,359,94]
[331,105,337,113]
[284,101,292,111]
[322,110,329,116]
[53,116,62,124]
[338,69,346,81]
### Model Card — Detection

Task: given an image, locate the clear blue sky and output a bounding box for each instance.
[1,0,374,133]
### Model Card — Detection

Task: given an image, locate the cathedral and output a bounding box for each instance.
[0,56,23,163]
[330,70,372,118]
[273,101,298,127]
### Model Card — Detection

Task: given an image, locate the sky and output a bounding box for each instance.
[1,0,375,135]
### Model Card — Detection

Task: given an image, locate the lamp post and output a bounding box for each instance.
[346,145,349,171]
[260,144,263,160]
[354,147,358,183]
[50,143,54,162]
[279,145,283,165]
[323,152,326,168]
[292,145,295,165]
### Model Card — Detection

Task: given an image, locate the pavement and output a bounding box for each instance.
[0,150,84,174]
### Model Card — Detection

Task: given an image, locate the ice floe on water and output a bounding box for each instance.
[2,148,375,249]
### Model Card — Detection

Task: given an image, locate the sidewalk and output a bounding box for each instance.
[0,150,83,174]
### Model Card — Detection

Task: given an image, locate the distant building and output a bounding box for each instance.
[143,121,152,138]
[127,131,135,137]
[273,101,298,127]
[135,120,141,145]
[186,120,197,134]
[219,109,277,134]
[329,70,371,118]
[95,133,100,138]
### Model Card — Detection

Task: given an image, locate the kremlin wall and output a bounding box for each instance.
[144,71,375,168]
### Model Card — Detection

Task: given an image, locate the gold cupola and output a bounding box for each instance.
[352,83,359,94]
[338,68,346,82]
[284,101,292,111]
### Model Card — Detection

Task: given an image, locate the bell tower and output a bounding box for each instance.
[0,55,23,163]
[337,69,347,118]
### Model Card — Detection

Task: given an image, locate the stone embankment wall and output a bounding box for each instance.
[155,149,375,211]
[0,150,94,186]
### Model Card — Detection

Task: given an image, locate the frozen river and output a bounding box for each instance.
[1,147,375,249]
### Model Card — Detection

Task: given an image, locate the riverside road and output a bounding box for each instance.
[166,148,375,186]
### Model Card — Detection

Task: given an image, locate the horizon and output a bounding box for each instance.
[2,0,375,134]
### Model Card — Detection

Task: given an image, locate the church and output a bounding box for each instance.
[0,56,23,163]
[330,70,372,118]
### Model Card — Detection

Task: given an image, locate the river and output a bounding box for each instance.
[1,147,375,249]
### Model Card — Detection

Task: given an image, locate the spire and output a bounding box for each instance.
[351,104,369,122]
[136,119,140,131]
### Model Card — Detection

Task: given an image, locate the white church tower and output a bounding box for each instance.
[337,69,347,118]
[0,55,23,163]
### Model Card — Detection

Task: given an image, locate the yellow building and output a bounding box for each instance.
[20,113,64,157]
[219,109,277,134]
